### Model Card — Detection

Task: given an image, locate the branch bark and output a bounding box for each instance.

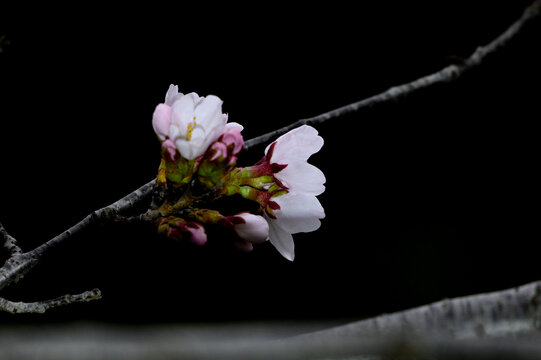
[294,280,541,342]
[1,221,22,256]
[243,0,541,150]
[0,288,101,314]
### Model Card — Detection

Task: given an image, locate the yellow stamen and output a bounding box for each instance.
[186,116,197,141]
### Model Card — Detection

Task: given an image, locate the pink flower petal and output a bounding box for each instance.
[220,127,244,155]
[209,142,228,161]
[162,139,178,160]
[152,104,172,141]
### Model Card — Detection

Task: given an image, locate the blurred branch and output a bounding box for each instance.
[243,0,541,150]
[0,281,540,358]
[294,280,541,342]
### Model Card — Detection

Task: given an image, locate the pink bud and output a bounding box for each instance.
[234,241,254,252]
[232,213,269,244]
[209,142,229,161]
[220,127,244,155]
[162,139,178,160]
[183,222,207,246]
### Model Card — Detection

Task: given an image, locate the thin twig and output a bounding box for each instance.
[243,0,541,150]
[0,288,101,314]
[0,180,154,294]
[26,179,156,260]
[0,180,153,313]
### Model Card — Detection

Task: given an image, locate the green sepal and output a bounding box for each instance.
[164,156,197,186]
[191,208,226,225]
[197,158,228,190]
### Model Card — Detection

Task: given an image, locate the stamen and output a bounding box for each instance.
[186,116,197,141]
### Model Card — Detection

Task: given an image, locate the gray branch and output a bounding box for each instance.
[0,288,101,314]
[1,221,22,256]
[293,280,541,343]
[243,0,541,150]
[0,281,540,359]
[25,178,156,261]
[0,180,154,313]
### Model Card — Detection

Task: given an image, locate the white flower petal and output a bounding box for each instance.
[266,125,323,163]
[266,214,295,261]
[168,123,180,143]
[194,95,223,127]
[164,84,184,106]
[170,94,196,140]
[224,121,243,132]
[189,127,206,146]
[275,160,326,195]
[174,139,196,160]
[234,213,269,244]
[160,89,234,160]
[193,95,227,155]
[273,193,325,234]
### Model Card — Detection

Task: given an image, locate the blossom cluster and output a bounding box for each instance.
[151,85,325,261]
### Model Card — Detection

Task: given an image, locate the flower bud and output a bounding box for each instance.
[157,217,207,246]
[209,142,229,161]
[231,213,269,244]
[183,222,207,246]
[220,126,244,155]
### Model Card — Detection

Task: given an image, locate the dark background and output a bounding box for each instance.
[0,2,539,324]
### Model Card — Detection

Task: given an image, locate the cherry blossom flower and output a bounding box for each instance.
[263,125,326,261]
[152,85,241,161]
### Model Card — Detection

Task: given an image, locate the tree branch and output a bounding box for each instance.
[0,179,154,311]
[0,288,101,314]
[243,0,541,150]
[25,179,156,260]
[294,280,541,342]
[1,222,22,256]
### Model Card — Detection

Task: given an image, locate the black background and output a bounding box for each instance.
[0,2,539,324]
